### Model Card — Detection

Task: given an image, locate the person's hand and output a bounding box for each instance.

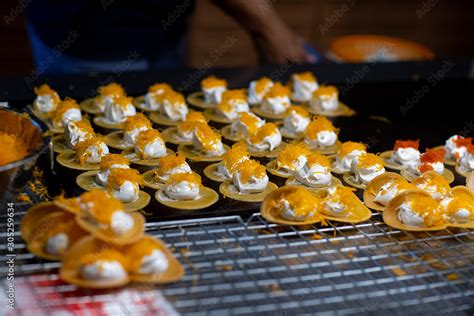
[253,22,317,64]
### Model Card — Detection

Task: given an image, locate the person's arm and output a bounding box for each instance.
[211,0,316,64]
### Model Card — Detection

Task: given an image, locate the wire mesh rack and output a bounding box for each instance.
[1,202,474,315]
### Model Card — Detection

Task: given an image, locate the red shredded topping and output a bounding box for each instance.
[393,139,419,151]
[419,163,433,173]
[420,148,445,164]
[453,136,473,148]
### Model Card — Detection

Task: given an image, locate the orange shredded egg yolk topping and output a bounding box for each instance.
[113,95,133,109]
[40,216,84,244]
[201,76,227,89]
[338,141,367,158]
[50,97,80,123]
[406,195,444,226]
[276,142,310,169]
[72,119,95,134]
[250,123,278,144]
[285,105,309,117]
[125,239,161,271]
[75,136,106,165]
[419,148,445,173]
[326,186,360,214]
[445,195,474,218]
[123,113,152,132]
[313,85,338,98]
[162,90,185,105]
[255,77,273,94]
[234,159,266,183]
[80,190,124,224]
[238,112,261,135]
[98,83,125,97]
[34,84,60,102]
[0,132,28,166]
[155,153,187,176]
[166,172,202,186]
[393,139,420,150]
[305,116,337,139]
[453,136,473,152]
[294,71,316,83]
[194,124,222,150]
[414,173,450,195]
[178,112,208,133]
[136,129,163,150]
[265,82,290,98]
[80,248,129,269]
[274,187,321,218]
[107,168,144,189]
[356,153,384,169]
[221,142,248,172]
[222,89,247,102]
[306,151,331,168]
[148,83,173,94]
[99,154,129,170]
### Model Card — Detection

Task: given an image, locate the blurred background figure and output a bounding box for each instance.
[0,0,472,75]
[25,0,318,75]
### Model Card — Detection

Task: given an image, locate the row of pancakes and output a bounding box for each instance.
[21,190,184,289]
[30,80,473,226]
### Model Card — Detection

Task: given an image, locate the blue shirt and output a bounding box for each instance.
[27,0,194,61]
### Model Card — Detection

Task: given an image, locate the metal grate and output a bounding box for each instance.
[1,203,474,315]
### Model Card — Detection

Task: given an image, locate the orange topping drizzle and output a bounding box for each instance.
[306,151,331,168]
[80,248,129,269]
[313,85,338,98]
[75,136,106,165]
[238,112,262,135]
[356,153,384,169]
[0,132,28,165]
[178,112,208,133]
[50,97,80,123]
[107,168,144,189]
[222,89,247,102]
[201,76,227,89]
[445,194,474,217]
[99,154,129,170]
[98,83,125,97]
[453,136,473,149]
[34,84,60,103]
[124,238,161,272]
[273,187,321,218]
[393,139,419,150]
[234,159,266,183]
[123,113,152,132]
[406,195,444,226]
[276,142,310,170]
[162,90,185,105]
[265,82,290,98]
[255,77,273,94]
[148,83,173,94]
[194,124,222,150]
[413,172,450,196]
[80,190,124,224]
[155,153,187,176]
[72,119,94,134]
[113,95,133,110]
[294,71,316,83]
[305,116,337,140]
[250,123,278,144]
[221,142,249,173]
[285,105,309,117]
[136,129,163,151]
[166,172,202,186]
[338,141,367,158]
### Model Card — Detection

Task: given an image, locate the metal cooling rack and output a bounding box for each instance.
[1,203,474,315]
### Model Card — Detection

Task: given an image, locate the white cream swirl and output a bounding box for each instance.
[165,181,200,200]
[283,111,310,135]
[391,147,420,169]
[260,96,290,115]
[292,78,318,102]
[203,86,226,105]
[233,171,268,193]
[80,260,128,281]
[295,163,331,187]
